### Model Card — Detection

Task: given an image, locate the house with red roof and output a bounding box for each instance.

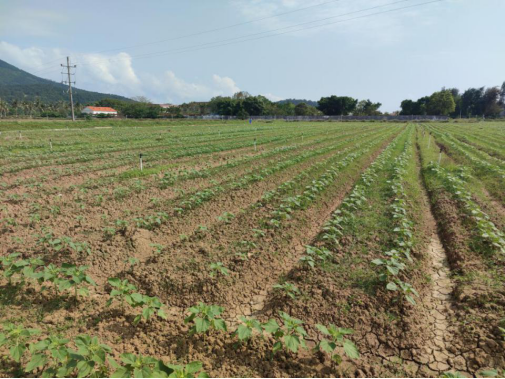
[82,106,118,116]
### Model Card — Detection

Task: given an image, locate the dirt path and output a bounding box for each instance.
[412,139,470,377]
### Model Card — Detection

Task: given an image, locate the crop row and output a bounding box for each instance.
[372,128,419,305]
[0,253,360,377]
[428,163,505,254]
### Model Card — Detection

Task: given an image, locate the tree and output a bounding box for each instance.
[461,87,484,117]
[399,100,414,115]
[209,96,235,116]
[500,82,505,106]
[317,96,357,116]
[482,87,502,117]
[243,96,265,116]
[233,91,251,100]
[447,88,462,118]
[0,98,8,117]
[295,103,309,116]
[354,100,382,116]
[426,90,455,116]
[131,96,152,103]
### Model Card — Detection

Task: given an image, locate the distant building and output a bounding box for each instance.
[82,106,118,116]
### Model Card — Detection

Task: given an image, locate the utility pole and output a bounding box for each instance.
[61,57,76,121]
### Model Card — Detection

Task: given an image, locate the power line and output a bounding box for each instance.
[80,0,441,65]
[91,0,346,55]
[28,0,344,72]
[130,0,416,60]
[31,0,444,80]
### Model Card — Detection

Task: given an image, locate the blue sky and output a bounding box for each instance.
[0,0,503,111]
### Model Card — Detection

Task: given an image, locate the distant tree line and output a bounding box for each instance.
[206,92,383,118]
[400,82,505,118]
[2,84,504,120]
[0,97,87,118]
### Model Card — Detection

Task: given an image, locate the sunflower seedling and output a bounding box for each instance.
[262,311,307,354]
[316,324,359,364]
[184,303,227,335]
[209,262,229,278]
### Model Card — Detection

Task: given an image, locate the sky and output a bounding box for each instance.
[0,0,504,111]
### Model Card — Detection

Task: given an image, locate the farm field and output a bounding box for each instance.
[0,120,504,378]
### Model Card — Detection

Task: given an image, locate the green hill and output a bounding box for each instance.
[0,59,132,104]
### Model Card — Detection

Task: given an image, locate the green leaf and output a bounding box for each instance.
[157,308,167,320]
[185,361,203,374]
[343,339,359,359]
[108,278,121,287]
[237,325,252,341]
[405,295,417,305]
[111,367,130,378]
[319,339,335,354]
[26,354,47,372]
[76,360,94,378]
[121,353,137,365]
[480,369,498,378]
[272,341,283,354]
[386,282,398,291]
[262,319,279,334]
[133,315,142,326]
[195,318,210,333]
[315,324,329,335]
[213,318,227,332]
[10,344,26,362]
[284,335,299,353]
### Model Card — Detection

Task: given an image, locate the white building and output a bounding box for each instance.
[82,106,118,116]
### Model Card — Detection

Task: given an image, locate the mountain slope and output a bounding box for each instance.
[0,59,132,103]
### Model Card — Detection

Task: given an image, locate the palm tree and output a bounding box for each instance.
[0,98,9,118]
[11,99,19,118]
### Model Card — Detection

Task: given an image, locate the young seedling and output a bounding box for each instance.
[316,324,359,364]
[166,361,208,378]
[58,264,96,301]
[234,316,263,342]
[26,335,70,374]
[133,295,167,326]
[0,323,40,362]
[217,212,235,224]
[478,369,505,378]
[72,334,112,377]
[273,282,300,300]
[150,243,165,255]
[0,253,25,284]
[110,353,172,378]
[184,303,227,335]
[252,229,266,238]
[209,262,229,278]
[441,372,466,378]
[106,278,137,310]
[124,257,139,273]
[262,311,307,354]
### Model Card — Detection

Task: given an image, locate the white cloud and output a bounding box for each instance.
[212,74,241,96]
[0,41,242,104]
[263,93,284,102]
